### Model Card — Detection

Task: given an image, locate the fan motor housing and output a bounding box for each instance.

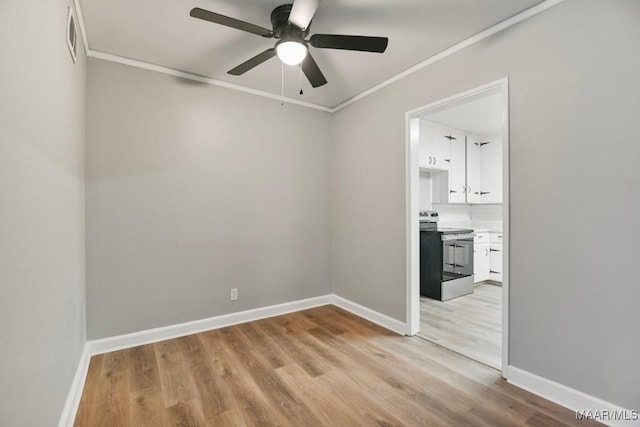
[271,4,310,39]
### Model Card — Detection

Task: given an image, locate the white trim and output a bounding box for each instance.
[87,50,333,113]
[74,0,563,113]
[88,294,333,355]
[71,0,89,54]
[331,0,564,112]
[500,78,511,377]
[404,78,510,377]
[405,116,421,336]
[58,345,91,427]
[331,295,407,335]
[508,366,639,427]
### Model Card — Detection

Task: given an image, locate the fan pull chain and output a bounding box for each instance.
[299,64,304,95]
[281,62,285,106]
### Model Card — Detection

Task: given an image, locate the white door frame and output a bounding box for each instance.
[404,77,510,378]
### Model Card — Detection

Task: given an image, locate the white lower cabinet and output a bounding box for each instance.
[473,232,490,283]
[489,232,503,282]
[474,243,490,283]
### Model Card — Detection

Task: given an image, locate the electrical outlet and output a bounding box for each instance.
[230,288,238,301]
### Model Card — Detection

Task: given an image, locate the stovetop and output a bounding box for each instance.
[420,223,474,234]
[437,227,474,235]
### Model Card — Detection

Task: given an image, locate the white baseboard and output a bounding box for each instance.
[58,345,91,427]
[58,293,406,426]
[88,294,333,356]
[508,366,639,427]
[331,294,407,335]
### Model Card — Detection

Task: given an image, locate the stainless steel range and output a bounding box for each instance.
[419,210,475,301]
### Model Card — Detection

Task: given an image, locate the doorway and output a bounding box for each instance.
[405,79,509,376]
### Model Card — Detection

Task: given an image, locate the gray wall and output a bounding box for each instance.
[86,59,331,339]
[0,1,86,426]
[331,0,639,410]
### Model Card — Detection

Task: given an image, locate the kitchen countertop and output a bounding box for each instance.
[438,222,502,234]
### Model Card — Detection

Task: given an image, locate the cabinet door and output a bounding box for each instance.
[448,131,466,203]
[419,121,449,171]
[480,135,503,203]
[489,243,503,282]
[433,130,451,171]
[473,243,490,283]
[466,136,482,203]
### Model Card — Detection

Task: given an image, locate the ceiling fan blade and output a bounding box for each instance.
[288,0,321,30]
[301,53,327,88]
[228,49,276,75]
[190,7,273,38]
[310,34,388,53]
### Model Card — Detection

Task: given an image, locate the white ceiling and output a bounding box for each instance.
[79,0,545,108]
[421,91,503,135]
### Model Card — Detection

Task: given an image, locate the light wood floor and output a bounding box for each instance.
[420,283,502,369]
[74,305,599,427]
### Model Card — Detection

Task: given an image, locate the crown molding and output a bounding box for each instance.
[331,0,566,112]
[71,0,89,55]
[87,50,334,113]
[74,0,565,114]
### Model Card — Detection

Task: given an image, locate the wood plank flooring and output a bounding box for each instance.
[419,282,502,369]
[74,305,599,427]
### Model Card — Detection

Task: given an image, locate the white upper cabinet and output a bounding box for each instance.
[466,135,482,204]
[447,130,466,203]
[479,134,503,204]
[425,122,502,204]
[418,120,450,172]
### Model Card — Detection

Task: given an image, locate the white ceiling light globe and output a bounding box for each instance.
[276,41,307,66]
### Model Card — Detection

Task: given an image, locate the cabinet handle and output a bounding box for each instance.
[474,192,480,195]
[444,158,451,163]
[450,190,457,194]
[490,270,501,274]
[485,248,489,256]
[490,248,500,252]
[434,158,436,165]
[480,191,491,195]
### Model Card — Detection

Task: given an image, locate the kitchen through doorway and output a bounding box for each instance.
[405,80,509,374]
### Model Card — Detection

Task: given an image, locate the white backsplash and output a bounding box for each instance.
[470,204,503,231]
[432,203,503,232]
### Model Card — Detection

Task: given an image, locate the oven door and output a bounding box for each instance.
[442,235,474,281]
[453,238,474,276]
[443,241,456,276]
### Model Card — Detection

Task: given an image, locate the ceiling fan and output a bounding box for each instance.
[190,0,389,88]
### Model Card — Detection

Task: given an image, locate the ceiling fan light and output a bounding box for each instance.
[276,40,307,65]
